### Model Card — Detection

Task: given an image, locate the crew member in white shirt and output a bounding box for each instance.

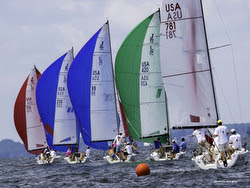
[212,120,229,166]
[114,133,125,160]
[228,129,242,159]
[125,143,133,155]
[86,146,91,158]
[192,128,213,162]
[50,150,57,158]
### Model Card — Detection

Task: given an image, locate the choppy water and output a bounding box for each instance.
[0,140,249,188]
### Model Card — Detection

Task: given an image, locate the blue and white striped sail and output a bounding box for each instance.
[68,22,118,150]
[36,49,78,152]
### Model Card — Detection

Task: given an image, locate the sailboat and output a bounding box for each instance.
[14,66,49,164]
[36,49,79,164]
[67,21,123,164]
[115,10,184,161]
[160,0,248,169]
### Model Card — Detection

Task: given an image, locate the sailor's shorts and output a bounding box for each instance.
[218,142,229,151]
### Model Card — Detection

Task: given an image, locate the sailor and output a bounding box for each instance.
[106,146,114,155]
[152,137,165,158]
[170,140,180,159]
[43,146,51,160]
[228,129,242,159]
[114,133,125,160]
[66,147,71,157]
[212,120,229,167]
[179,137,186,152]
[70,146,78,161]
[50,149,57,158]
[152,137,162,149]
[124,142,133,157]
[79,146,91,162]
[85,146,91,158]
[192,128,213,162]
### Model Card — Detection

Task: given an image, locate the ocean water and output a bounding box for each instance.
[0,140,249,188]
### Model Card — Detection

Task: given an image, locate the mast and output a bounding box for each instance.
[107,20,120,135]
[165,94,171,145]
[71,46,79,148]
[159,8,171,145]
[200,0,220,121]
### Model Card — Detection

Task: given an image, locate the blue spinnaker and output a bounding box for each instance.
[36,53,79,152]
[68,28,109,150]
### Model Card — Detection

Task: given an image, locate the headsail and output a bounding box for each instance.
[160,0,219,129]
[118,100,129,138]
[68,22,118,150]
[115,11,169,144]
[14,66,48,155]
[36,49,78,152]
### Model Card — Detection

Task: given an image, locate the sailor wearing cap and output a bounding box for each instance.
[212,120,229,166]
[228,129,242,159]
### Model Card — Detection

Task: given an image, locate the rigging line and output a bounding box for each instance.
[214,0,243,122]
[189,131,217,155]
[161,16,202,24]
[213,68,235,123]
[209,44,231,51]
[206,128,220,153]
[162,69,210,78]
[126,117,141,138]
[228,45,243,122]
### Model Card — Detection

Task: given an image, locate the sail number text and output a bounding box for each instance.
[164,3,182,40]
[141,61,150,86]
[165,22,176,39]
[92,70,100,81]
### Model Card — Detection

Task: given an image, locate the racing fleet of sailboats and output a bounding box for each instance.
[13,0,248,169]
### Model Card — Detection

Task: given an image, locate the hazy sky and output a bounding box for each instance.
[1,0,250,143]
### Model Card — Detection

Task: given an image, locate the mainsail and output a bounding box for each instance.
[14,66,48,155]
[68,21,118,150]
[160,0,219,129]
[115,11,169,144]
[36,49,78,152]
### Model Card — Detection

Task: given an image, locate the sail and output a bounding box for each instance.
[160,0,218,129]
[118,100,129,138]
[36,49,78,152]
[68,22,118,150]
[14,66,48,155]
[115,11,169,144]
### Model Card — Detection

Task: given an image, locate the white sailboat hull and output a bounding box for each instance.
[150,151,186,161]
[192,149,248,170]
[36,155,61,165]
[103,154,133,164]
[64,156,88,164]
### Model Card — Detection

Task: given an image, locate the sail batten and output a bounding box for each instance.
[162,69,210,78]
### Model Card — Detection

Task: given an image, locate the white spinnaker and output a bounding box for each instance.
[53,49,77,145]
[160,0,218,128]
[90,23,118,141]
[140,11,168,137]
[26,68,48,151]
